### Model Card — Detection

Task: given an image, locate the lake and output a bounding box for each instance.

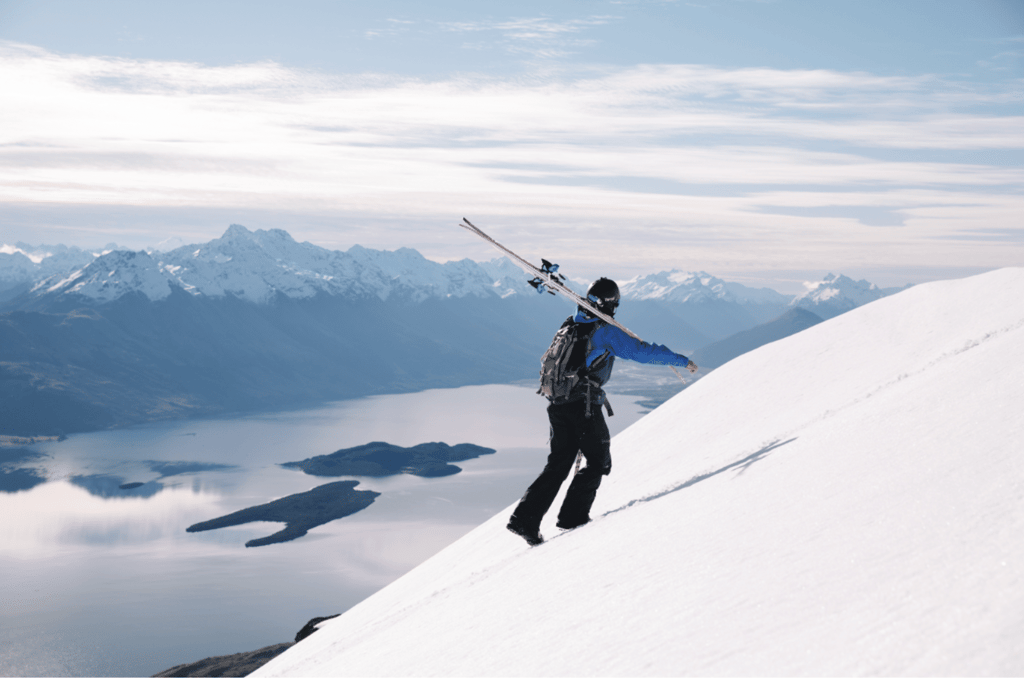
[0,384,650,677]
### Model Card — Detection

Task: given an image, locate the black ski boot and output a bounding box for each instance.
[507,519,544,546]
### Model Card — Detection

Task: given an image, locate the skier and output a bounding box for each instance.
[507,277,698,546]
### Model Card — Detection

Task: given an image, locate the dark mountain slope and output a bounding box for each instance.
[690,307,823,370]
[0,289,567,436]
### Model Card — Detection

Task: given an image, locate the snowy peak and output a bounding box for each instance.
[0,244,46,265]
[6,226,907,320]
[792,272,908,319]
[620,270,735,303]
[15,225,542,305]
[157,225,346,302]
[158,225,564,303]
[618,270,791,308]
[0,249,36,284]
[0,242,111,290]
[43,250,171,302]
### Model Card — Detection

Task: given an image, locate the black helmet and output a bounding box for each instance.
[583,277,620,317]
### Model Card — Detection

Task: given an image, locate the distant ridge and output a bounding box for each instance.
[691,307,823,369]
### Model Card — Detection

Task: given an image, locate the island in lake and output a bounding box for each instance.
[281,440,497,478]
[186,480,380,547]
[187,441,497,547]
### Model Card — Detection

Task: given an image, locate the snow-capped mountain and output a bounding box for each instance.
[620,269,789,308]
[0,242,111,299]
[620,269,796,314]
[0,241,113,271]
[620,270,734,303]
[615,270,795,346]
[255,267,1024,677]
[36,250,174,303]
[5,226,904,330]
[30,225,518,305]
[792,272,908,319]
[0,248,35,287]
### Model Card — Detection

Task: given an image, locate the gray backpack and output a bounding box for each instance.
[537,318,599,403]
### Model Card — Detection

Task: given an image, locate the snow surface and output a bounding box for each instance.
[256,268,1024,677]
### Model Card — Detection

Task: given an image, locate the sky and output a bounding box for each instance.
[0,0,1021,292]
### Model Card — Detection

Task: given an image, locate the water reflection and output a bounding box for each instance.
[0,447,46,465]
[68,474,164,498]
[0,480,221,554]
[0,384,650,677]
[147,461,238,478]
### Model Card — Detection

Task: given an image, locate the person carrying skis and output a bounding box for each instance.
[507,277,698,546]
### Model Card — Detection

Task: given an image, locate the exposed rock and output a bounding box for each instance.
[294,614,340,643]
[153,614,341,677]
[152,642,293,677]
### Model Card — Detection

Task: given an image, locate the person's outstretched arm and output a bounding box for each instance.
[589,324,698,372]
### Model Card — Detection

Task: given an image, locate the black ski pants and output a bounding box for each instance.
[510,399,612,531]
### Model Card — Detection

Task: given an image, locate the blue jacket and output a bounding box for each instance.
[571,310,691,402]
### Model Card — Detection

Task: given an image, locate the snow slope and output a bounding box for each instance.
[257,268,1024,677]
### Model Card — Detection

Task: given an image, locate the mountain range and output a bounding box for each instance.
[0,225,907,436]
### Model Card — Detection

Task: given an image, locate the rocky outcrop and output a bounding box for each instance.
[153,614,340,677]
[153,643,294,678]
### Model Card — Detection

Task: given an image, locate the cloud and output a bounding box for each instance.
[361,14,614,58]
[0,41,1021,281]
[434,15,614,58]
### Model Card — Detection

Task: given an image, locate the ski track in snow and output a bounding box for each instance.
[604,436,800,518]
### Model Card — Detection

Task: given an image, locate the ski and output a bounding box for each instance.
[458,218,689,384]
